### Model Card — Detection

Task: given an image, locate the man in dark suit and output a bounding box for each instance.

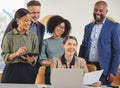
[78,0,120,86]
[3,0,45,73]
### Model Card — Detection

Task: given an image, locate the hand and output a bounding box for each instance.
[92,81,101,87]
[107,73,116,82]
[16,47,27,56]
[42,60,52,67]
[21,55,34,63]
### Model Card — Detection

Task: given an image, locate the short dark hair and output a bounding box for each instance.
[95,0,107,7]
[27,0,41,7]
[63,36,78,45]
[47,15,71,38]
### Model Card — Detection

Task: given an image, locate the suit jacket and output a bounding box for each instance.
[78,18,120,76]
[3,19,45,52]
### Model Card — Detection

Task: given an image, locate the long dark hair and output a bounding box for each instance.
[12,8,30,28]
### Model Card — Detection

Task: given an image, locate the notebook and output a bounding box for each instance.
[51,68,84,88]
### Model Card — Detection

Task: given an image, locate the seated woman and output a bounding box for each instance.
[51,36,101,87]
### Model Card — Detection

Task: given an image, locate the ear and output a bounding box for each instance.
[16,18,19,23]
[106,9,108,14]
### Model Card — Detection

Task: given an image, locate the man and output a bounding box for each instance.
[78,0,120,86]
[3,0,45,73]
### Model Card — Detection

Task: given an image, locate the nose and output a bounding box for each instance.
[95,10,100,15]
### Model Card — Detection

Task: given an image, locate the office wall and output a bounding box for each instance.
[38,0,120,53]
[0,0,120,53]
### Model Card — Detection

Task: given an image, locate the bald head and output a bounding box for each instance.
[95,1,107,8]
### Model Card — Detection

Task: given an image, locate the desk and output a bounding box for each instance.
[0,84,113,88]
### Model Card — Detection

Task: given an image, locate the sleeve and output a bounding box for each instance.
[78,25,87,58]
[77,57,88,74]
[82,58,88,74]
[51,58,58,70]
[109,23,120,75]
[1,35,12,63]
[39,39,48,65]
[31,34,39,65]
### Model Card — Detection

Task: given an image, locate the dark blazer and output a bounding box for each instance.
[78,18,120,76]
[3,19,45,52]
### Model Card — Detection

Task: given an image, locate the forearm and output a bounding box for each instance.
[42,60,52,67]
[7,52,19,61]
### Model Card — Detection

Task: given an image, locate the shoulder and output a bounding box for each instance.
[52,57,61,62]
[5,28,16,37]
[42,37,52,45]
[85,22,94,27]
[28,31,37,37]
[75,56,86,63]
[38,21,44,26]
[37,21,45,28]
[105,19,120,31]
[43,37,51,42]
[84,22,94,32]
[105,18,119,26]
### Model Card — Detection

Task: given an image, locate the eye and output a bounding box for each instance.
[57,25,65,30]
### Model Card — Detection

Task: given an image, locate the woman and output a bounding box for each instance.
[1,8,39,83]
[39,15,71,84]
[51,36,101,87]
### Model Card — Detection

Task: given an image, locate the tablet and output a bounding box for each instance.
[20,52,39,57]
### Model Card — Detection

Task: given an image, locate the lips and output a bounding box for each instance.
[95,15,101,19]
[57,30,63,35]
[68,48,75,52]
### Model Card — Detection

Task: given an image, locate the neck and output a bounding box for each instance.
[31,21,37,25]
[17,28,26,34]
[52,35,61,38]
[64,54,73,64]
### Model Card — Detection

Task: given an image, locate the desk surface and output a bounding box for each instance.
[0,84,113,88]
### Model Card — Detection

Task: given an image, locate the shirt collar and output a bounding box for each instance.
[31,21,39,26]
[13,28,29,36]
[61,55,75,68]
[94,17,106,25]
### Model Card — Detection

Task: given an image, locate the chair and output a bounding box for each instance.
[35,66,46,84]
[112,73,120,86]
[87,64,97,72]
[112,65,120,86]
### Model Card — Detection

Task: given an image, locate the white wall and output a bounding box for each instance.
[0,0,119,68]
[0,0,120,54]
[39,0,120,51]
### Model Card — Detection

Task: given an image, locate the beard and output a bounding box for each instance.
[94,14,105,24]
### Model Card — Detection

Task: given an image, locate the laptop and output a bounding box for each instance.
[51,68,84,88]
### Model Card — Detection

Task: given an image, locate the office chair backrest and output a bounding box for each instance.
[35,66,46,84]
[87,64,97,72]
[112,65,120,86]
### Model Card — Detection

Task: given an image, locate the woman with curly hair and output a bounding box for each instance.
[39,15,71,84]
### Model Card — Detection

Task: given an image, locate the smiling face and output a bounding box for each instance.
[28,5,41,23]
[16,14,31,33]
[63,38,78,56]
[53,22,65,38]
[93,2,108,24]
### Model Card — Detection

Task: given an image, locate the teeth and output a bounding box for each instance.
[96,15,100,18]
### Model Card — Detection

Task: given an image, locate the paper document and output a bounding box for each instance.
[83,70,103,85]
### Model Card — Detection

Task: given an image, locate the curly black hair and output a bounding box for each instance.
[47,15,71,38]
